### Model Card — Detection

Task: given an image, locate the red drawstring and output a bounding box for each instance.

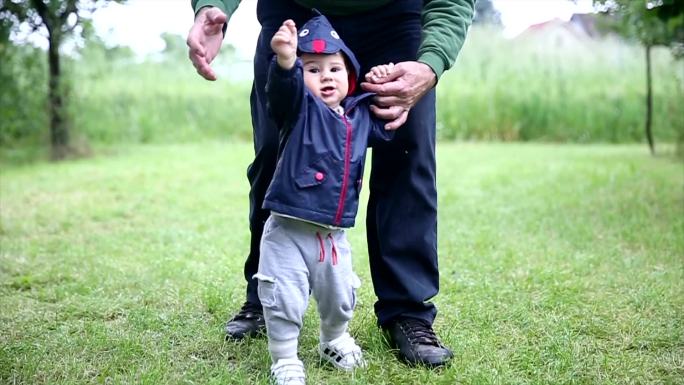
[327,233,338,266]
[316,232,338,266]
[316,232,325,262]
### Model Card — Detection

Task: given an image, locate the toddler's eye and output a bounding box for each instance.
[331,67,342,73]
[307,68,320,74]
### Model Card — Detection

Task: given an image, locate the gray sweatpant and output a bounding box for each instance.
[255,214,361,362]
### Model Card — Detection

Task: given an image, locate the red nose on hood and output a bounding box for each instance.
[312,39,326,53]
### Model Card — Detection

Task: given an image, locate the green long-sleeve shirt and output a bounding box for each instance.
[191,0,474,79]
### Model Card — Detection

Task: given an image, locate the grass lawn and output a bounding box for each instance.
[1,142,682,384]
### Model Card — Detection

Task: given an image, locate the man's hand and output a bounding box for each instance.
[187,7,227,81]
[270,19,297,70]
[361,61,437,130]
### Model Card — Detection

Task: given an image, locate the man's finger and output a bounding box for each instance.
[361,80,404,96]
[186,33,204,52]
[384,110,409,130]
[369,104,404,120]
[188,45,204,62]
[189,49,204,69]
[372,95,406,108]
[198,67,216,81]
[194,58,216,81]
[360,81,385,94]
[188,40,218,80]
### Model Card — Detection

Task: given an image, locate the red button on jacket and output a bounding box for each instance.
[315,172,324,181]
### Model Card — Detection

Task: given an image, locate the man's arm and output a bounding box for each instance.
[186,1,241,80]
[361,0,475,129]
[418,0,476,80]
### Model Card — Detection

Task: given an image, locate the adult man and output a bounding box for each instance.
[187,0,474,367]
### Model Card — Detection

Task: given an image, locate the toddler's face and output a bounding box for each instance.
[301,52,349,109]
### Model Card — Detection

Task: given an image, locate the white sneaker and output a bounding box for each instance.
[318,332,367,371]
[270,358,305,385]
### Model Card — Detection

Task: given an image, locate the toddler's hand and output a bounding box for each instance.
[365,63,395,83]
[271,19,297,69]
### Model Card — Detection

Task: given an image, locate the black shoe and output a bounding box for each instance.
[224,302,266,340]
[383,316,453,367]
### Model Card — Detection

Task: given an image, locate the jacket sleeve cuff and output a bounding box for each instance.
[271,57,301,77]
[418,52,446,80]
[194,0,223,15]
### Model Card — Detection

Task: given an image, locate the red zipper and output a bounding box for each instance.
[334,115,353,225]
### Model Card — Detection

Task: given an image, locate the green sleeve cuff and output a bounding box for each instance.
[418,52,446,80]
[192,0,240,36]
[192,0,239,17]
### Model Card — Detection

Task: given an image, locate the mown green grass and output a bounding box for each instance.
[1,143,683,384]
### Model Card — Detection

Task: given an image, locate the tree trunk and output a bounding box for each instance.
[47,32,70,160]
[645,44,655,155]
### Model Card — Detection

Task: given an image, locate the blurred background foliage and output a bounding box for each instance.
[0,0,682,162]
[438,25,683,143]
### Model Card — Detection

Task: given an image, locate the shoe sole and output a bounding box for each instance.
[224,326,267,341]
[396,351,453,368]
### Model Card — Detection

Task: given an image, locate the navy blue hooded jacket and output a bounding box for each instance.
[262,14,392,228]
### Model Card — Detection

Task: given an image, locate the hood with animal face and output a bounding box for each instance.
[297,12,360,96]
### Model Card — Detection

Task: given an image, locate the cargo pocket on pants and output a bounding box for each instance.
[253,273,278,309]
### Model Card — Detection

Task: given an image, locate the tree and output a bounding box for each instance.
[0,28,47,147]
[594,0,684,155]
[0,0,124,160]
[473,0,502,26]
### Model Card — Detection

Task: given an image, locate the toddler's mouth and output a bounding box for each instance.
[321,86,335,95]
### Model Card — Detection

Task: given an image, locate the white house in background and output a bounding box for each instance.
[515,13,604,48]
[569,13,601,38]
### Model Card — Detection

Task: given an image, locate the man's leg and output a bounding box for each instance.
[224,0,310,340]
[367,91,452,367]
[367,92,439,326]
[333,0,452,366]
[223,30,275,339]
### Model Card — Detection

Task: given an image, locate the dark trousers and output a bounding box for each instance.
[244,0,439,326]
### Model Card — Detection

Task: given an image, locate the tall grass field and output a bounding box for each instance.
[1,142,682,384]
[1,26,683,150]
